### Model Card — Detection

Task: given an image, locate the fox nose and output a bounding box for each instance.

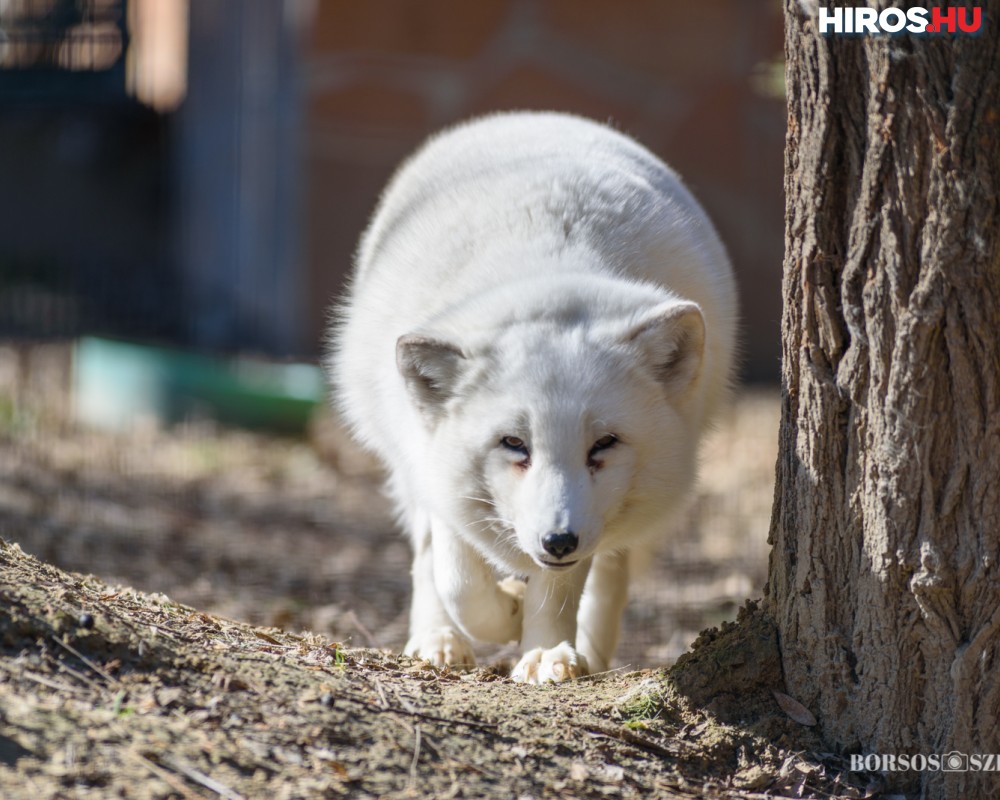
[542,530,578,559]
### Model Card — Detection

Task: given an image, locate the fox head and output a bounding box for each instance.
[396,299,707,574]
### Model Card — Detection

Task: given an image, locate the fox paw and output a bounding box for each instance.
[404,627,476,670]
[511,642,588,684]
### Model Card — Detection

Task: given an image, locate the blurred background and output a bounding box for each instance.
[0,0,785,668]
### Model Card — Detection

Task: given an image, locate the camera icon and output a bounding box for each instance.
[942,751,969,772]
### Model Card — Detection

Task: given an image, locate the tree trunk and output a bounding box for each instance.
[766,2,1000,797]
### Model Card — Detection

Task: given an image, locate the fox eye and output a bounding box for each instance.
[588,434,618,465]
[591,434,618,452]
[500,435,528,453]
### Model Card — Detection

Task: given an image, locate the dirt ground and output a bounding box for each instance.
[0,344,878,797]
[0,542,878,799]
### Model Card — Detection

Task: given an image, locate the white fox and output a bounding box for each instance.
[329,111,737,683]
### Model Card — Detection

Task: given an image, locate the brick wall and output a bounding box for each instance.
[304,1,785,380]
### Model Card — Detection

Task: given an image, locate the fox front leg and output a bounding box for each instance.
[575,550,629,675]
[404,522,478,669]
[428,520,524,647]
[511,560,591,684]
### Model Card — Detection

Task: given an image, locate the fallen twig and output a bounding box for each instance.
[408,724,422,788]
[161,755,246,800]
[54,658,104,692]
[132,752,208,800]
[581,721,681,760]
[15,668,87,696]
[332,686,498,732]
[573,664,635,682]
[50,635,120,686]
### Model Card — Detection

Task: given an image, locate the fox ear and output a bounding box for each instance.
[396,334,466,412]
[620,301,705,394]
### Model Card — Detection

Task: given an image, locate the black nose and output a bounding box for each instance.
[542,530,578,559]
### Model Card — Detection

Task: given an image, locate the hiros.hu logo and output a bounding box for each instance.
[819,6,983,35]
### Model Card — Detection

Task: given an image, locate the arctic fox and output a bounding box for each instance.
[329,112,736,683]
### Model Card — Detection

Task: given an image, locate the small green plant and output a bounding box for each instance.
[0,394,38,436]
[617,678,664,724]
[0,396,16,431]
[111,690,134,717]
[620,692,661,723]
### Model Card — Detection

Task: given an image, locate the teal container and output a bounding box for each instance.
[73,337,326,434]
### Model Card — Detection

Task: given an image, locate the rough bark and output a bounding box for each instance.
[767,2,1000,797]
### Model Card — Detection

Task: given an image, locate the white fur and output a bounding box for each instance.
[328,112,737,682]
